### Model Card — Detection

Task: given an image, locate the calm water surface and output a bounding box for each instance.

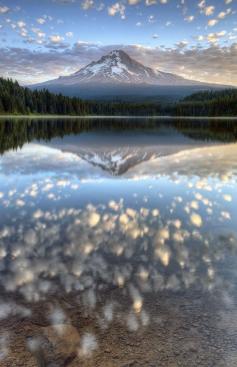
[0,118,237,366]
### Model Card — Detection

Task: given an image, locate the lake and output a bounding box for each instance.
[0,117,237,366]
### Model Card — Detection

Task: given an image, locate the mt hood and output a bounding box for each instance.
[35,50,204,87]
[32,49,225,98]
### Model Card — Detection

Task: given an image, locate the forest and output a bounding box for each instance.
[175,89,237,116]
[0,77,237,116]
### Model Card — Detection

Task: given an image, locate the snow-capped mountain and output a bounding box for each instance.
[34,50,207,87]
[32,49,226,99]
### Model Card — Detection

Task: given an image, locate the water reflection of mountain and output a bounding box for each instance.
[1,117,237,155]
[1,118,237,366]
[48,130,214,175]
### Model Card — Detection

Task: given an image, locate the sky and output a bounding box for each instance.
[0,0,236,85]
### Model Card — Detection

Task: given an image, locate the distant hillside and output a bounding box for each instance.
[0,77,236,117]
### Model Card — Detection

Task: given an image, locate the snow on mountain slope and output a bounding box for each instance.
[76,147,159,175]
[35,49,205,87]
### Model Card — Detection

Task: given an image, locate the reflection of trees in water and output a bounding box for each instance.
[175,119,237,143]
[0,117,237,154]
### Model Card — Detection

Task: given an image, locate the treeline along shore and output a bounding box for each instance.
[0,77,237,117]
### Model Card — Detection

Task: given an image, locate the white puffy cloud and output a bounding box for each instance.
[198,0,206,9]
[0,6,9,14]
[204,5,215,16]
[49,34,64,43]
[128,0,140,5]
[17,21,26,28]
[206,30,227,44]
[208,19,218,27]
[218,8,232,19]
[108,2,126,18]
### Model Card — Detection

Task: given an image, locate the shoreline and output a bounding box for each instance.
[0,115,237,120]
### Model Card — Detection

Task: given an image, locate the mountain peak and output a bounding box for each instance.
[70,49,161,84]
[34,49,209,89]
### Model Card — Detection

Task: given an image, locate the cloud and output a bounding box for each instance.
[176,40,189,48]
[218,8,232,19]
[37,18,46,24]
[81,0,94,10]
[0,42,236,86]
[206,31,227,44]
[208,19,218,26]
[0,6,9,14]
[204,5,215,16]
[43,35,70,49]
[198,0,206,9]
[49,34,64,43]
[185,15,195,22]
[145,0,157,5]
[17,21,26,28]
[128,0,140,5]
[108,3,126,18]
[32,28,46,38]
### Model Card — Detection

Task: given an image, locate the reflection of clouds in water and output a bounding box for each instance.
[78,333,98,358]
[190,213,203,228]
[126,144,237,180]
[0,180,236,311]
[0,302,31,320]
[0,144,108,179]
[0,333,9,361]
[0,143,237,363]
[223,194,232,202]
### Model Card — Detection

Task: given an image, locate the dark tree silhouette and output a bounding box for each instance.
[0,77,236,116]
